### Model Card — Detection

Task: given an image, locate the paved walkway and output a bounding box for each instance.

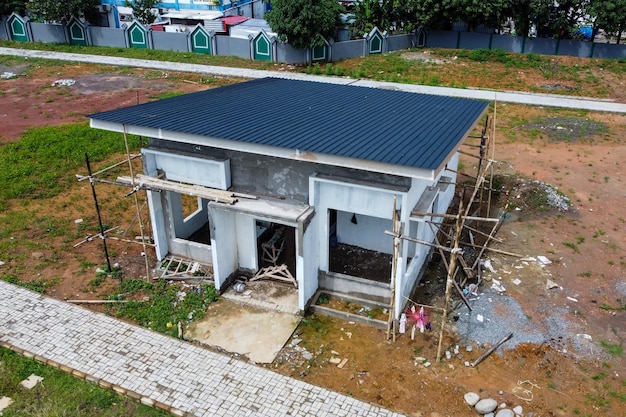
[1,47,626,114]
[0,281,404,417]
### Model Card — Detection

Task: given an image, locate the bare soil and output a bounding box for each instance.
[1,60,624,417]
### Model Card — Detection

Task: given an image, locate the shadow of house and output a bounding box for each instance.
[88,78,488,319]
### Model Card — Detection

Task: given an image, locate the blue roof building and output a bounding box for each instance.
[90,78,488,318]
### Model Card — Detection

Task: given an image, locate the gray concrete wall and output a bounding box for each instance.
[458,32,491,50]
[152,31,189,52]
[426,30,458,48]
[148,139,410,204]
[0,18,9,41]
[524,37,558,55]
[277,43,307,65]
[89,26,126,47]
[387,33,411,51]
[30,22,66,43]
[559,39,593,58]
[593,42,626,59]
[215,35,251,59]
[332,39,365,61]
[491,34,524,53]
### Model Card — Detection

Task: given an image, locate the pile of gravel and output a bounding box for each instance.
[454,287,545,350]
[533,180,571,212]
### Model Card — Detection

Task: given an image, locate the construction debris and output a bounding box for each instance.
[20,374,43,389]
[250,264,297,287]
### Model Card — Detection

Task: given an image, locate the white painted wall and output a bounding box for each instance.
[234,214,257,270]
[143,149,231,190]
[147,190,169,260]
[209,207,238,290]
[336,211,393,253]
[299,216,319,310]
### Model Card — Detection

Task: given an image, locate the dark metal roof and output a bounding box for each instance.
[89,78,488,171]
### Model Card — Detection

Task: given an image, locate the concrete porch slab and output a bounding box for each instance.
[185,281,301,364]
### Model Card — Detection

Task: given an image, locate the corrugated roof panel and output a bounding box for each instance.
[89,78,488,171]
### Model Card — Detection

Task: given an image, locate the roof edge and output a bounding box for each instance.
[90,119,436,179]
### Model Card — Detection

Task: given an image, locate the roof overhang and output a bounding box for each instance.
[90,119,440,180]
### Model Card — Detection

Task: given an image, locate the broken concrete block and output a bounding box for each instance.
[329,357,341,365]
[546,279,561,290]
[0,396,14,412]
[20,374,43,389]
[337,358,348,368]
[537,255,552,265]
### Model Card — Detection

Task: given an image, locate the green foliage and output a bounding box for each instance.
[108,279,218,338]
[1,274,59,293]
[0,123,140,205]
[124,0,159,24]
[600,340,623,356]
[266,0,345,49]
[26,0,100,24]
[0,0,26,17]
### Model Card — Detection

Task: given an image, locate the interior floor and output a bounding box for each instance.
[329,243,392,284]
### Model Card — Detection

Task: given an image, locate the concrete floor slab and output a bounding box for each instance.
[186,280,301,364]
[185,298,300,363]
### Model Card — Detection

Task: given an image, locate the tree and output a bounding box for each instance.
[410,0,454,30]
[587,0,626,43]
[0,0,27,17]
[124,0,159,25]
[265,0,345,49]
[450,0,511,32]
[350,0,417,35]
[26,0,100,23]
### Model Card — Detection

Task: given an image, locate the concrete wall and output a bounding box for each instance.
[524,37,558,55]
[332,39,366,61]
[7,17,626,63]
[152,30,189,52]
[209,207,238,289]
[0,18,8,41]
[491,34,524,53]
[30,22,66,43]
[426,30,458,49]
[387,33,411,51]
[147,190,169,260]
[299,214,319,309]
[149,139,411,204]
[336,211,393,254]
[277,43,307,65]
[215,34,251,59]
[89,26,127,47]
[458,32,490,50]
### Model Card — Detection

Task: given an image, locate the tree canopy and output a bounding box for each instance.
[0,0,27,17]
[265,0,345,49]
[26,0,100,24]
[124,0,159,25]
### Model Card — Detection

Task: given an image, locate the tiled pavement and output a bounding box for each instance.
[0,281,405,417]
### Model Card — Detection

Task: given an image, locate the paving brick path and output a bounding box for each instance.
[0,281,404,417]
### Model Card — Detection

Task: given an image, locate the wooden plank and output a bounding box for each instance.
[117,175,237,205]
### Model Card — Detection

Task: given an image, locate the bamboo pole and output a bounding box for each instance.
[387,196,399,341]
[436,201,464,363]
[411,211,499,223]
[123,124,151,281]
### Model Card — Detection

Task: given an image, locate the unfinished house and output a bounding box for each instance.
[89,78,488,318]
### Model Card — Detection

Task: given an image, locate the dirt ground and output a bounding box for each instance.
[1,59,624,417]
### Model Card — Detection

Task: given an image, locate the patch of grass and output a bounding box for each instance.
[563,241,580,253]
[592,370,608,380]
[0,123,140,205]
[106,279,218,338]
[1,274,59,294]
[600,340,623,357]
[300,315,333,338]
[0,347,168,416]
